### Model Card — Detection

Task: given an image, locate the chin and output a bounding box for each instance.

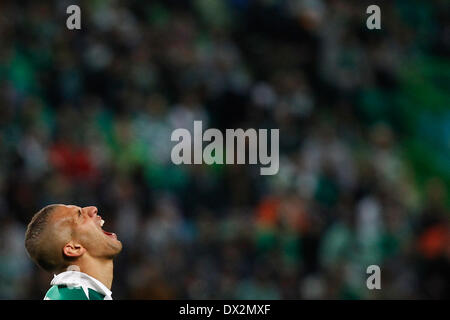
[111,241,123,256]
[100,238,122,259]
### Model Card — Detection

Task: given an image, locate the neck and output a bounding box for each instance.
[66,256,114,290]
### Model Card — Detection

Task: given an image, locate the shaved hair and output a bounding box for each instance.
[25,204,67,272]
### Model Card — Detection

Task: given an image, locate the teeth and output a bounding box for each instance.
[100,219,104,227]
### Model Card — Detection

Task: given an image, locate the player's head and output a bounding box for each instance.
[25,204,122,273]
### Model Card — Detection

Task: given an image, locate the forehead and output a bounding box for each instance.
[51,205,80,223]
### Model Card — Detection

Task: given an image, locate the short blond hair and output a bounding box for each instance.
[25,204,64,272]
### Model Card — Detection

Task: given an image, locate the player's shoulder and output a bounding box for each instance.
[44,285,104,300]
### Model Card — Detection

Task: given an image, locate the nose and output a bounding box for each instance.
[86,206,98,218]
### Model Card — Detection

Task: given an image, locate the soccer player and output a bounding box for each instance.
[25,204,122,300]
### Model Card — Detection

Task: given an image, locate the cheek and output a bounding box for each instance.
[76,225,103,246]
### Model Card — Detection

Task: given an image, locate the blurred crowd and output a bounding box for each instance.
[0,0,449,299]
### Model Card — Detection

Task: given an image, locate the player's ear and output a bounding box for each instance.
[63,242,86,258]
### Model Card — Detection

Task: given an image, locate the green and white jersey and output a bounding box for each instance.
[44,270,113,300]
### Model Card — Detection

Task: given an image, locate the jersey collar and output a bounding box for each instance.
[51,270,113,300]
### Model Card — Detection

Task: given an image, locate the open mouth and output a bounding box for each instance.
[103,230,117,239]
[98,217,118,239]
